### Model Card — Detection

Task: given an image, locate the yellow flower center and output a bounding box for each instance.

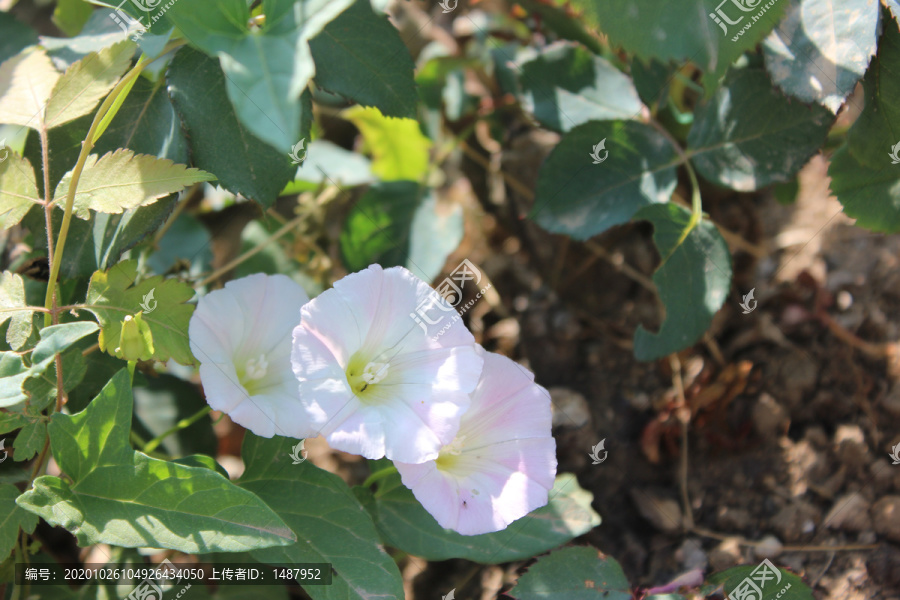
[346,353,391,398]
[435,435,467,469]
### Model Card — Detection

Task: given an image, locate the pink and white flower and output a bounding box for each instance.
[395,347,557,535]
[291,264,483,463]
[189,274,309,438]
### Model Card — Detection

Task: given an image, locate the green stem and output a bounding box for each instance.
[362,465,398,489]
[143,405,212,454]
[42,54,150,327]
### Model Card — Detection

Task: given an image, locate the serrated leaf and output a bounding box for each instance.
[763,0,879,113]
[0,152,42,230]
[830,77,900,228]
[16,369,296,552]
[41,8,134,67]
[530,120,678,240]
[0,411,30,435]
[343,105,432,181]
[166,47,297,207]
[355,472,601,564]
[309,0,417,118]
[53,149,214,219]
[0,48,61,131]
[239,433,404,600]
[45,40,134,128]
[687,68,833,191]
[166,0,353,151]
[12,420,46,462]
[0,484,38,561]
[707,563,814,600]
[91,74,188,163]
[517,42,645,132]
[0,272,35,350]
[509,546,631,600]
[839,10,900,168]
[571,0,787,90]
[85,260,196,365]
[632,203,732,361]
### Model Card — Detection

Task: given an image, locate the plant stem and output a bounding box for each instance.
[39,127,56,329]
[42,55,150,325]
[143,405,212,454]
[362,465,398,489]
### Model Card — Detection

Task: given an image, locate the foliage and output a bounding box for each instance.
[0,0,894,597]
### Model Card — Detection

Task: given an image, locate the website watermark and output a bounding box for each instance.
[410,259,492,341]
[109,0,181,42]
[708,0,780,42]
[126,558,191,600]
[727,558,789,600]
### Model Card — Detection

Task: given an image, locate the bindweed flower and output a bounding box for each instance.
[189,273,310,437]
[291,264,483,463]
[395,347,556,535]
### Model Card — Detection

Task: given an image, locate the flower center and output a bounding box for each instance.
[361,362,389,384]
[346,353,392,397]
[244,354,268,380]
[435,435,467,469]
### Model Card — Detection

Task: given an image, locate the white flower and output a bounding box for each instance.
[189,273,309,437]
[395,347,557,535]
[291,264,483,463]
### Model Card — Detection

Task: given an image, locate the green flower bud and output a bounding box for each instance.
[114,312,154,361]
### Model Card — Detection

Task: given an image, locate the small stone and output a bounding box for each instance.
[753,535,783,559]
[836,290,853,311]
[676,538,707,571]
[709,538,742,571]
[834,424,869,469]
[717,506,751,531]
[872,496,900,542]
[771,501,820,542]
[825,493,872,532]
[549,388,591,429]
[752,393,789,441]
[631,489,683,534]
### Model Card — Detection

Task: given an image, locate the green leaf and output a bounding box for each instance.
[41,8,133,66]
[53,0,95,37]
[0,48,61,130]
[0,12,38,65]
[343,106,432,181]
[22,347,87,414]
[53,149,214,219]
[509,546,631,600]
[512,0,605,54]
[686,68,833,191]
[24,193,179,280]
[0,272,35,350]
[45,41,134,129]
[309,0,417,118]
[132,374,217,458]
[166,0,352,151]
[92,76,188,163]
[530,120,678,240]
[707,563,814,600]
[239,433,404,600]
[12,420,46,462]
[828,145,900,232]
[0,411,30,435]
[340,181,463,282]
[571,0,787,89]
[632,203,732,361]
[356,472,601,564]
[0,484,38,561]
[16,369,296,552]
[838,10,900,168]
[0,322,97,409]
[165,47,298,207]
[0,152,41,231]
[517,43,644,132]
[85,260,196,365]
[763,0,879,112]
